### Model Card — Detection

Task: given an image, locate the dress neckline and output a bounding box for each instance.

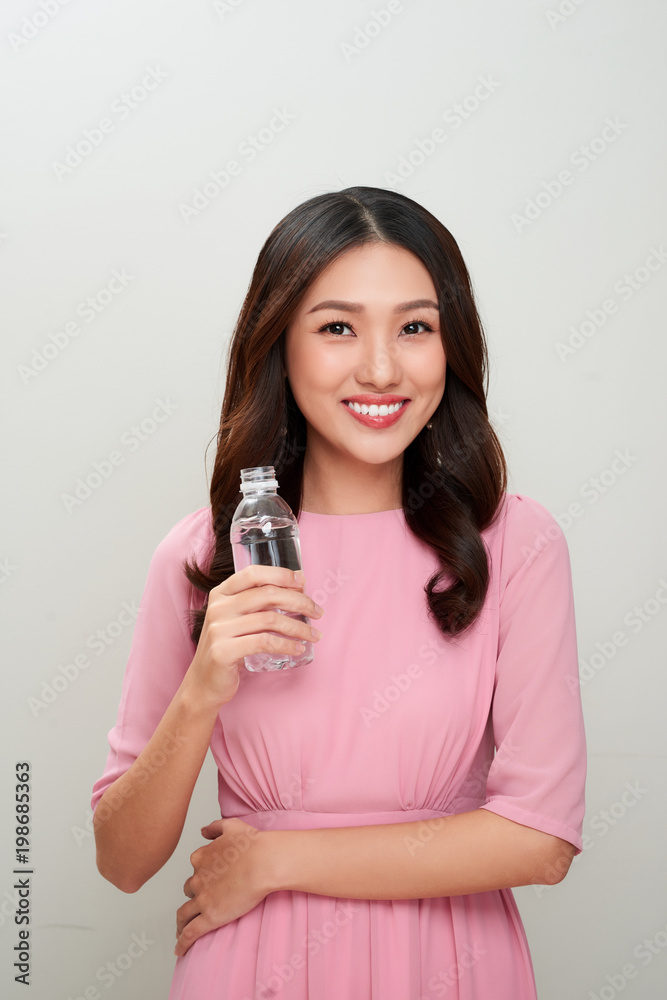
[299,508,403,517]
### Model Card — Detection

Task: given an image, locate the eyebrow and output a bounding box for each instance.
[306,298,439,315]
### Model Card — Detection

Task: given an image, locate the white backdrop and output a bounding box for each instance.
[2,1,666,998]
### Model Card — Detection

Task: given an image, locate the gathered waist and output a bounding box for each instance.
[229,807,452,831]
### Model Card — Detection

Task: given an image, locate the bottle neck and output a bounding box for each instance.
[240,465,278,493]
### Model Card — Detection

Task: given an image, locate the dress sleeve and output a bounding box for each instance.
[90,509,210,813]
[479,494,587,854]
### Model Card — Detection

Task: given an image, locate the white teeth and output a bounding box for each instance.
[346,400,407,416]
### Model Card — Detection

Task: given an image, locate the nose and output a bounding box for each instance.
[355,333,401,387]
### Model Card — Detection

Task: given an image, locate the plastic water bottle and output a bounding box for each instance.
[230,466,313,672]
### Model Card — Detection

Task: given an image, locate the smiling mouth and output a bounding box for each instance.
[343,399,409,416]
[340,398,412,428]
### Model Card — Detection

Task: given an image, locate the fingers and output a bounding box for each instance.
[175,912,216,957]
[217,565,305,598]
[201,820,224,840]
[189,847,203,867]
[175,897,200,939]
[213,565,322,620]
[229,588,321,629]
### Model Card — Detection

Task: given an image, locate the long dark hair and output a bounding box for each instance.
[184,186,507,644]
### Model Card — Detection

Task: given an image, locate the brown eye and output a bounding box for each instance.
[403,321,434,336]
[318,320,354,336]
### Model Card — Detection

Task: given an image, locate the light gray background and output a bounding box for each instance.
[1,1,666,998]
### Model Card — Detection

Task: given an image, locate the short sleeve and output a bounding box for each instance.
[90,507,212,813]
[479,494,587,854]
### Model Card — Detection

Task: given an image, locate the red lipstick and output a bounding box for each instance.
[341,396,411,429]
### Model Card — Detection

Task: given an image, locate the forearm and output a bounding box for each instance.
[93,677,220,893]
[267,808,575,900]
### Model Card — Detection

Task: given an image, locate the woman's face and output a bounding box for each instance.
[284,242,447,471]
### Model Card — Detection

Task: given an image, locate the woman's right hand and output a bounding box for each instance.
[184,566,323,711]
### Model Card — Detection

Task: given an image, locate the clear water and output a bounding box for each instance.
[230,517,313,672]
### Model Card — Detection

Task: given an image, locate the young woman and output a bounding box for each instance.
[91,186,587,1000]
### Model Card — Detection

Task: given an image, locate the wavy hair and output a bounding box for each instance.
[183,186,507,644]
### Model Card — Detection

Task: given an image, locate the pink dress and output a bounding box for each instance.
[91,492,586,999]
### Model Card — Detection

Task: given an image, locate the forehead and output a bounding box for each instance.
[297,244,437,308]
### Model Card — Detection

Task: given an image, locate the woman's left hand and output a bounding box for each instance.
[175,817,272,957]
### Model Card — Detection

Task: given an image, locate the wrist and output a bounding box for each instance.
[257,829,294,895]
[176,673,223,726]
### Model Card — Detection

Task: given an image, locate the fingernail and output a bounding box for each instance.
[294,570,306,585]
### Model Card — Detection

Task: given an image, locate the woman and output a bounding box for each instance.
[91,185,587,999]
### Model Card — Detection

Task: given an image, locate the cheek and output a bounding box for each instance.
[286,343,340,413]
[292,343,342,390]
[411,344,447,390]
